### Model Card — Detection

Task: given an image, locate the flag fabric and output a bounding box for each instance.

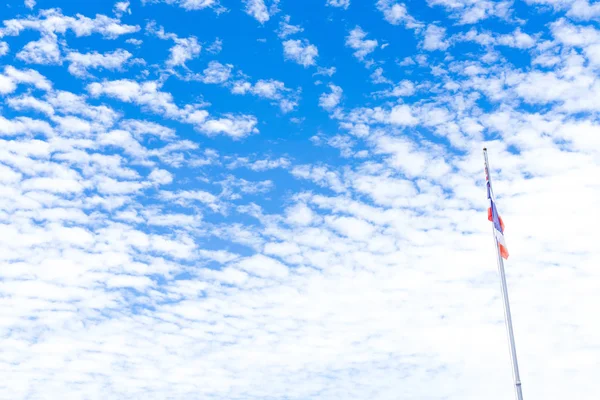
[485,165,509,259]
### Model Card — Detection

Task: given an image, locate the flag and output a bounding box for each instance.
[485,165,509,259]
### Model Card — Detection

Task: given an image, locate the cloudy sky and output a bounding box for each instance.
[1,0,599,398]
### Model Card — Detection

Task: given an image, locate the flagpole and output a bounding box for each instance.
[483,148,524,400]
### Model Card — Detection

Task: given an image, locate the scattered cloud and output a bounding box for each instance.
[114,1,131,17]
[230,78,299,112]
[206,37,223,54]
[87,79,258,138]
[0,8,140,39]
[427,0,514,24]
[143,0,224,12]
[346,26,378,62]
[313,66,336,76]
[326,0,350,9]
[375,79,415,97]
[243,0,274,24]
[250,79,299,112]
[453,27,536,49]
[319,84,343,110]
[16,33,61,65]
[167,36,201,67]
[370,67,392,84]
[198,61,233,84]
[199,114,259,138]
[422,24,449,51]
[227,156,291,171]
[277,15,303,38]
[190,61,300,112]
[125,38,143,46]
[525,0,600,20]
[66,49,133,77]
[1,3,599,400]
[283,39,319,67]
[376,0,424,29]
[146,22,202,68]
[0,65,53,94]
[0,42,9,57]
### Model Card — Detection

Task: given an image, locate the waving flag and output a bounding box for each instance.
[485,163,509,259]
[482,150,523,400]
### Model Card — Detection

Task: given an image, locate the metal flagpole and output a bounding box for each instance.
[483,148,524,400]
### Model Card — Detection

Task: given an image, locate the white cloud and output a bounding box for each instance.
[243,0,270,23]
[319,84,343,111]
[199,61,233,84]
[398,56,416,66]
[313,66,336,76]
[87,80,180,116]
[376,0,424,29]
[1,8,140,39]
[206,37,223,54]
[114,1,131,17]
[0,42,8,57]
[2,4,600,400]
[283,39,319,67]
[568,0,600,19]
[452,28,495,47]
[550,17,600,46]
[148,168,173,184]
[277,15,303,38]
[497,28,536,49]
[125,38,143,46]
[285,202,317,225]
[370,67,392,84]
[453,27,536,50]
[199,114,259,138]
[146,23,202,68]
[66,49,133,77]
[251,79,284,99]
[422,24,449,51]
[376,80,415,97]
[120,119,175,140]
[167,36,201,67]
[291,164,347,192]
[47,90,118,125]
[87,79,259,137]
[7,94,55,116]
[388,104,418,125]
[195,63,299,112]
[24,0,36,9]
[16,33,61,65]
[346,26,378,62]
[0,66,52,94]
[160,190,220,210]
[326,215,377,241]
[509,69,600,111]
[0,115,53,135]
[427,0,513,24]
[326,0,350,9]
[247,79,299,112]
[219,175,274,197]
[235,254,287,278]
[228,156,291,171]
[106,274,154,289]
[143,0,222,11]
[230,80,253,94]
[181,0,221,10]
[526,0,600,20]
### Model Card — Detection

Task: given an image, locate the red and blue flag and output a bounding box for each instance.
[485,165,509,259]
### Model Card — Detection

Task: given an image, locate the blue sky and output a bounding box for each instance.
[1,0,600,399]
